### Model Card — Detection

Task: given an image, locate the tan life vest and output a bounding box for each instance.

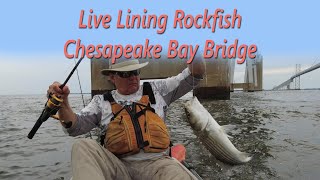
[103,83,170,156]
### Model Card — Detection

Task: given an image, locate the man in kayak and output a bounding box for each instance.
[48,58,205,180]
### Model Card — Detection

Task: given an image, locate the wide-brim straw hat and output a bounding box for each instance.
[101,59,149,76]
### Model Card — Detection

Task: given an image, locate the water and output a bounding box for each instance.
[0,90,319,180]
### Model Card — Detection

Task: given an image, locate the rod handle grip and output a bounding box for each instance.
[27,118,43,139]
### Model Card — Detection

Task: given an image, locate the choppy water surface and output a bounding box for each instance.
[1,90,319,180]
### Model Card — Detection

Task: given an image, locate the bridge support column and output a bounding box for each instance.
[194,87,230,100]
[91,57,232,100]
[244,55,263,91]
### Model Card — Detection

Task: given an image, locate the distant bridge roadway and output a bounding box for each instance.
[273,62,320,90]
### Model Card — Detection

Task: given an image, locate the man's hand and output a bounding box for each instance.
[47,82,76,128]
[47,81,70,101]
[188,55,206,79]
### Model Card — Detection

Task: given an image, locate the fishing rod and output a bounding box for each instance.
[27,56,85,139]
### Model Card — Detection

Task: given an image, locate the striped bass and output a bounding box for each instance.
[184,97,252,165]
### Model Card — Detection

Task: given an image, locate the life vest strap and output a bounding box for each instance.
[143,82,156,104]
[110,107,125,121]
[103,82,155,104]
[103,90,115,102]
[124,105,145,149]
[134,103,156,119]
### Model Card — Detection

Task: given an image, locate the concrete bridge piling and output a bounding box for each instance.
[91,56,263,99]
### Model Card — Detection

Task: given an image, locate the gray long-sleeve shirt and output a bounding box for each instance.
[65,68,201,160]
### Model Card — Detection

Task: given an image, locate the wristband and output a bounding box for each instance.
[61,120,72,128]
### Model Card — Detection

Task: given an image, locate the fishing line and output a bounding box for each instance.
[192,61,195,97]
[28,56,84,139]
[73,58,93,139]
[74,59,86,108]
[188,60,206,180]
[204,60,207,87]
[191,58,207,97]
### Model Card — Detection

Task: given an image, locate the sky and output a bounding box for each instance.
[0,0,319,95]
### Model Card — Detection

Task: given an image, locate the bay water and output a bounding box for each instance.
[0,90,319,180]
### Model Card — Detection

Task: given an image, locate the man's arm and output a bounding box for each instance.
[47,82,101,136]
[48,82,77,128]
[151,57,206,106]
[66,95,102,136]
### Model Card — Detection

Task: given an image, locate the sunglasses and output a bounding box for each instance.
[115,70,140,78]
